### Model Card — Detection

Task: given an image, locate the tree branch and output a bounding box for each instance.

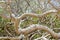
[18,10,57,20]
[19,24,60,39]
[0,24,60,39]
[12,10,58,35]
[0,10,58,36]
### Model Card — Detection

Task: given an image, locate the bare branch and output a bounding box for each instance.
[0,10,58,37]
[19,24,60,39]
[0,24,60,39]
[18,10,58,20]
[12,10,58,35]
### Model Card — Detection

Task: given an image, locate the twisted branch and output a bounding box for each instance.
[0,10,60,39]
[0,24,60,39]
[18,24,60,39]
[18,10,57,20]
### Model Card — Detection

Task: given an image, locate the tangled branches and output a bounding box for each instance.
[0,10,60,40]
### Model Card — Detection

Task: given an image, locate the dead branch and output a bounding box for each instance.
[0,24,60,39]
[0,10,59,38]
[10,10,58,35]
[0,10,57,20]
[18,24,60,39]
[18,10,57,20]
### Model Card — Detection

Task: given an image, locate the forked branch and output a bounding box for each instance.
[0,10,59,39]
